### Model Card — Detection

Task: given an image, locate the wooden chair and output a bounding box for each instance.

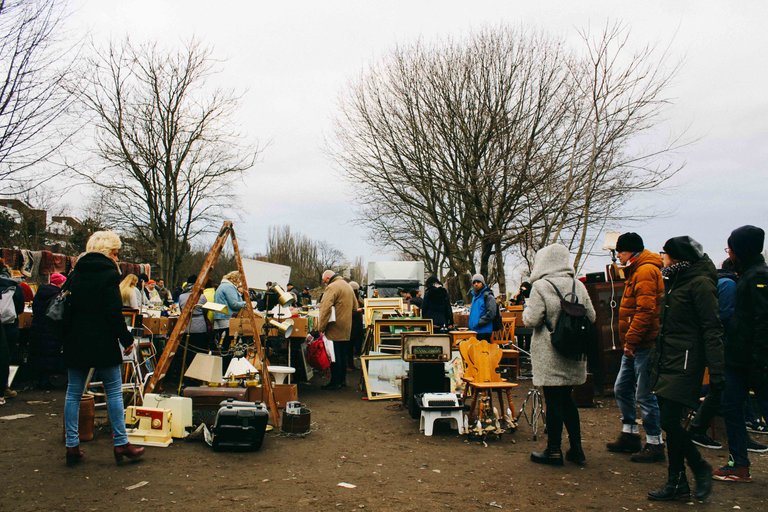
[491,317,519,379]
[459,338,518,424]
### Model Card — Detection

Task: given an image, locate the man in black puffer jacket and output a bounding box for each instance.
[714,225,768,483]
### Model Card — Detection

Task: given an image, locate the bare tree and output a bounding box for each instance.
[266,225,349,288]
[74,39,260,285]
[0,0,77,195]
[333,25,681,292]
[334,28,579,296]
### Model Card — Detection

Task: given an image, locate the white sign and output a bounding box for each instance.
[241,259,292,291]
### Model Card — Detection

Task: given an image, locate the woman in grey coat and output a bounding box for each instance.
[523,244,596,466]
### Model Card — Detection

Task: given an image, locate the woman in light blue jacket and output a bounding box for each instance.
[213,271,246,353]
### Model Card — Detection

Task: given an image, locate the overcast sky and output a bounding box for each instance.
[66,0,768,279]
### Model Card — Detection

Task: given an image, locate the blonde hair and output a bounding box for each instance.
[86,230,122,256]
[223,271,241,285]
[119,274,138,304]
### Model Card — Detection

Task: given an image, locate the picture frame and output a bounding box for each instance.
[364,297,405,326]
[360,354,408,400]
[372,319,433,353]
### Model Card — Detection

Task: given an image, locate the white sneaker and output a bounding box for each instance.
[0,397,6,406]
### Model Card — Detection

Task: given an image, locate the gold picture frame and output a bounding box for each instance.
[360,354,408,400]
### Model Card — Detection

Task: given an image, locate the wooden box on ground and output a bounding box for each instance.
[182,386,248,426]
[248,383,298,409]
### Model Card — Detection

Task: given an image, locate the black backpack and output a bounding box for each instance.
[543,279,592,361]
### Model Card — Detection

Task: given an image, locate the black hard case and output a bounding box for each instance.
[182,386,252,426]
[212,399,269,451]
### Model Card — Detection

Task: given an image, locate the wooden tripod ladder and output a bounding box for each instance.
[144,221,280,426]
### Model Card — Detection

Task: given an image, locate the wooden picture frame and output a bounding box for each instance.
[372,319,433,353]
[364,297,405,326]
[360,354,408,400]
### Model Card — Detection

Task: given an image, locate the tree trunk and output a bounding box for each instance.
[494,240,507,297]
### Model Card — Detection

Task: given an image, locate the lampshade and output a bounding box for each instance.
[270,284,295,306]
[224,357,259,378]
[184,353,223,383]
[269,318,294,338]
[602,231,621,251]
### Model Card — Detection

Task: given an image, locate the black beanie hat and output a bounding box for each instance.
[615,232,644,253]
[663,236,704,262]
[425,275,440,287]
[727,225,765,260]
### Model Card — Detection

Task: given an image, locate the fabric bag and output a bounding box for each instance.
[307,336,331,371]
[0,285,18,324]
[543,279,592,361]
[45,289,71,322]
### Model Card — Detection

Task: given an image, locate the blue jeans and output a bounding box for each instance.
[721,367,768,467]
[65,366,128,448]
[613,349,661,436]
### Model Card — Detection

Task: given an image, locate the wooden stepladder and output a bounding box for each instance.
[144,221,280,426]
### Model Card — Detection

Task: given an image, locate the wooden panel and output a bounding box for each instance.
[585,281,625,392]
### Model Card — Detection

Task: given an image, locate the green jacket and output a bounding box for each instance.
[652,254,725,409]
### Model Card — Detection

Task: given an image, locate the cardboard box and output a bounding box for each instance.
[289,316,309,338]
[229,316,264,336]
[248,383,298,409]
[143,316,171,336]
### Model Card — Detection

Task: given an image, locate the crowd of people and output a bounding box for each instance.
[1,224,766,500]
[519,225,768,502]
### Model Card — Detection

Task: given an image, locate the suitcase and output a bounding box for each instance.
[212,399,268,451]
[182,386,249,426]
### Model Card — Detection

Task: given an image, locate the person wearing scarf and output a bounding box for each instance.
[648,236,724,502]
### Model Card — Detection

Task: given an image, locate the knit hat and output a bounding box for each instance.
[615,232,644,253]
[728,225,765,260]
[663,236,704,262]
[425,275,440,287]
[471,273,485,285]
[50,273,67,287]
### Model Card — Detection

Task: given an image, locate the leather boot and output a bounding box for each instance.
[530,447,564,466]
[648,470,691,501]
[565,446,587,467]
[65,446,84,467]
[606,432,642,453]
[114,443,145,465]
[689,459,713,502]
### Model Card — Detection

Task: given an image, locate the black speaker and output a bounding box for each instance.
[405,362,449,419]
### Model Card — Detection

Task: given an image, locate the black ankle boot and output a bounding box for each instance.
[648,470,691,501]
[689,460,713,502]
[565,447,587,467]
[530,447,564,466]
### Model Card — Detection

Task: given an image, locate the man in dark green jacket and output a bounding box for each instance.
[714,225,768,483]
